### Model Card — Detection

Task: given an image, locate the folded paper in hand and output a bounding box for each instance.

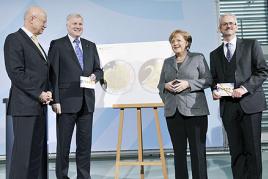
[215,83,234,96]
[80,76,95,89]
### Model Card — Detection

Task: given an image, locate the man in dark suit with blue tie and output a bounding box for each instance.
[48,13,103,179]
[4,6,52,179]
[210,13,268,179]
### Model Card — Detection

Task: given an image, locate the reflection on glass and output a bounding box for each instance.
[102,60,135,94]
[138,58,164,93]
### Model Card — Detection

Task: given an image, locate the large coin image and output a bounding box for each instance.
[138,58,164,93]
[102,60,135,94]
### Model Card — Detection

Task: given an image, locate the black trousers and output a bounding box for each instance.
[222,99,262,179]
[56,101,93,179]
[166,111,208,179]
[9,108,47,179]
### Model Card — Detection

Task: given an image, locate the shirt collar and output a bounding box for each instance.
[68,34,81,43]
[223,36,237,46]
[21,26,34,38]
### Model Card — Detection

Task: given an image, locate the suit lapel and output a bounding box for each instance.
[169,53,190,73]
[168,55,178,72]
[179,53,190,70]
[63,35,83,70]
[235,38,243,66]
[39,44,48,61]
[81,39,92,73]
[18,29,47,62]
[216,44,226,75]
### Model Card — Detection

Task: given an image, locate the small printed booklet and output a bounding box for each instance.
[215,83,234,96]
[80,76,96,89]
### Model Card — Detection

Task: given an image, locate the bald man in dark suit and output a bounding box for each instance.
[4,6,52,179]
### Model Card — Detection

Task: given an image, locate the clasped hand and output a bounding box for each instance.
[39,91,53,104]
[165,79,189,93]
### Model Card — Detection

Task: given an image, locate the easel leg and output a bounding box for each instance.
[153,108,168,179]
[115,109,124,179]
[137,108,144,179]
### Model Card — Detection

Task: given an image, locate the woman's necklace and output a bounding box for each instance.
[176,54,186,63]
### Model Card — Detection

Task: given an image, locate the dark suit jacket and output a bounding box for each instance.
[48,35,103,113]
[4,28,49,116]
[210,38,268,116]
[158,52,212,117]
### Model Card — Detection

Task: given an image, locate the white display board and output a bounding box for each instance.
[96,41,172,107]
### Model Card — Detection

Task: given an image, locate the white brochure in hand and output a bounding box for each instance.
[80,76,96,89]
[215,83,234,96]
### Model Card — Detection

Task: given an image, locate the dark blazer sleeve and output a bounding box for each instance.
[210,50,218,90]
[4,33,42,101]
[48,40,60,103]
[91,43,103,81]
[240,40,268,94]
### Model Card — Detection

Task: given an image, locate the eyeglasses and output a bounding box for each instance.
[221,22,237,27]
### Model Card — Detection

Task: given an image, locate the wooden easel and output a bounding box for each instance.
[113,103,168,179]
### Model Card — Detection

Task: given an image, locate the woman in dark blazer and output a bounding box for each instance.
[158,29,212,179]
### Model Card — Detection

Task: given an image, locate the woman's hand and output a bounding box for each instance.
[164,80,176,92]
[173,80,189,93]
[164,79,189,93]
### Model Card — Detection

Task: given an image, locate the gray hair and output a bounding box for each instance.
[66,13,83,23]
[219,13,237,26]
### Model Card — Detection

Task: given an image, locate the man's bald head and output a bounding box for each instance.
[24,6,47,35]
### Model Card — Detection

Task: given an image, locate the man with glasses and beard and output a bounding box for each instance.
[210,13,268,179]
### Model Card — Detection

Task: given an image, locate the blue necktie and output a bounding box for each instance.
[226,43,232,62]
[74,39,84,70]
